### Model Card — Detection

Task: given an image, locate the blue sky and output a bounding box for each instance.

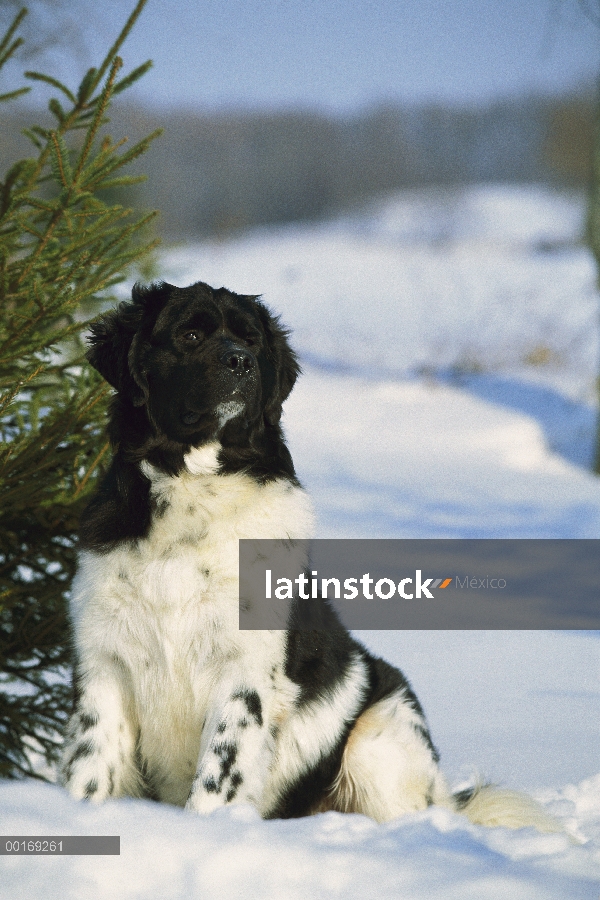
[4,0,599,110]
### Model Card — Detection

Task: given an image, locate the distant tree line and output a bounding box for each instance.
[0,90,592,240]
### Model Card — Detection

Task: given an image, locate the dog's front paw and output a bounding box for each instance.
[60,707,138,802]
[61,738,117,802]
[185,745,246,815]
[185,780,226,815]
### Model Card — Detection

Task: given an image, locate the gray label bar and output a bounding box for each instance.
[239,539,600,630]
[0,836,120,855]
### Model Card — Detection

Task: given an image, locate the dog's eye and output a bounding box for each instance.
[184,331,200,342]
[244,337,255,347]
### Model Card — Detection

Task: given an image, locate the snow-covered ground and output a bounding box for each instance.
[1,185,599,898]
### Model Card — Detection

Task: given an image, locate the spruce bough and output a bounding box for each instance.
[0,2,161,779]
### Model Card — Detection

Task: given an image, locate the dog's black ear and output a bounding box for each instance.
[255,300,301,426]
[86,303,144,402]
[86,282,171,406]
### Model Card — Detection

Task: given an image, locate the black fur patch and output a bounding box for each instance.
[213,741,238,777]
[68,739,95,765]
[266,726,351,819]
[84,779,98,799]
[155,497,170,518]
[79,712,99,733]
[413,722,440,763]
[269,640,441,816]
[225,771,243,803]
[199,742,239,797]
[233,690,263,727]
[453,784,488,810]
[203,775,218,794]
[284,618,360,706]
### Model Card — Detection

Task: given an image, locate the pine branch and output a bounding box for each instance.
[0,8,27,69]
[24,71,77,105]
[91,0,149,93]
[0,1,163,779]
[0,87,30,103]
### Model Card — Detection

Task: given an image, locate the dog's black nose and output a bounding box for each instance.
[219,347,254,375]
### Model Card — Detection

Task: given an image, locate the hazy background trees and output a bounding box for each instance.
[0,88,591,241]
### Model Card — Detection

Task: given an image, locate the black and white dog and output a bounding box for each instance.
[60,280,555,829]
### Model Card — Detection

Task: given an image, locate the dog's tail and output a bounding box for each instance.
[452,782,562,833]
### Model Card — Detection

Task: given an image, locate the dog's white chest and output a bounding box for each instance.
[73,457,313,670]
[69,453,313,803]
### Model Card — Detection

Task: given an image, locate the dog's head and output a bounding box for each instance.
[87,281,300,449]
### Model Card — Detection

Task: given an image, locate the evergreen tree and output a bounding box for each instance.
[0,2,161,779]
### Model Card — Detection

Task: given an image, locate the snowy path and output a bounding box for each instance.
[286,368,600,539]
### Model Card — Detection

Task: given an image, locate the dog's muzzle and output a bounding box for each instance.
[180,344,257,427]
[218,346,255,376]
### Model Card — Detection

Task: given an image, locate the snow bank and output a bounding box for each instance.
[0,777,599,900]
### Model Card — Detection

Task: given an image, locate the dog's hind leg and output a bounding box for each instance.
[329,693,562,833]
[327,693,451,823]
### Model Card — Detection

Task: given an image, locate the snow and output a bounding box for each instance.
[2,184,599,898]
[1,776,599,900]
[285,370,600,538]
[355,184,585,248]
